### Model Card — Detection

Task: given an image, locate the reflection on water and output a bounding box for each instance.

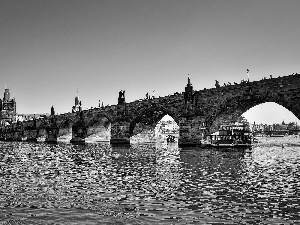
[0,141,299,224]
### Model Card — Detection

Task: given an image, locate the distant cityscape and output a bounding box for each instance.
[250,121,300,136]
[0,88,93,125]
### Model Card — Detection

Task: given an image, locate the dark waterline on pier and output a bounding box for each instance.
[0,141,299,224]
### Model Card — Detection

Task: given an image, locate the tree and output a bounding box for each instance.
[236,116,250,130]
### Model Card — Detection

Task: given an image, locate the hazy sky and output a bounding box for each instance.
[1,0,300,124]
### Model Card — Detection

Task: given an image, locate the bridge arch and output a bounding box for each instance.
[208,93,300,133]
[129,105,179,137]
[86,112,112,128]
[35,119,50,139]
[37,119,50,130]
[14,120,24,130]
[155,114,179,142]
[56,117,76,141]
[85,112,112,142]
[58,117,76,129]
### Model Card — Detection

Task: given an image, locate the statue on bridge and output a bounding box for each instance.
[51,106,55,116]
[119,90,125,99]
[118,90,126,105]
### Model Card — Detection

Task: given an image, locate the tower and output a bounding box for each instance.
[72,91,82,113]
[184,74,194,105]
[4,88,10,101]
[75,91,79,106]
[0,87,16,125]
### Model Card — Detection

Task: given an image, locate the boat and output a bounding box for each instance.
[205,124,252,148]
[270,134,285,137]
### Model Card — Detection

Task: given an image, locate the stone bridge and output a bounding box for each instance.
[1,74,300,146]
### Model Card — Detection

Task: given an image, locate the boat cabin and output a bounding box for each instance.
[208,124,252,147]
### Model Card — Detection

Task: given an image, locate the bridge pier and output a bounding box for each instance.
[110,121,130,145]
[70,124,87,144]
[110,138,130,145]
[5,130,14,141]
[45,115,59,144]
[178,116,208,146]
[24,129,38,141]
[37,128,47,142]
[45,126,59,143]
[70,111,87,144]
[13,130,24,141]
[57,127,72,142]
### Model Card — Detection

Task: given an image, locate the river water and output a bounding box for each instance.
[0,140,299,224]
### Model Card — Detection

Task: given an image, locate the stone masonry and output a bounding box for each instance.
[1,74,300,146]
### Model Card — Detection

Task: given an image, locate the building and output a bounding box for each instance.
[72,92,82,113]
[184,74,194,105]
[0,87,16,125]
[250,120,300,136]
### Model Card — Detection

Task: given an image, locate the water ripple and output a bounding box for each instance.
[0,141,299,224]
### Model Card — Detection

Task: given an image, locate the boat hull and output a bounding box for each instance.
[209,143,252,148]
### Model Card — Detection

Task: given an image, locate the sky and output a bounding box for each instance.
[1,0,300,124]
